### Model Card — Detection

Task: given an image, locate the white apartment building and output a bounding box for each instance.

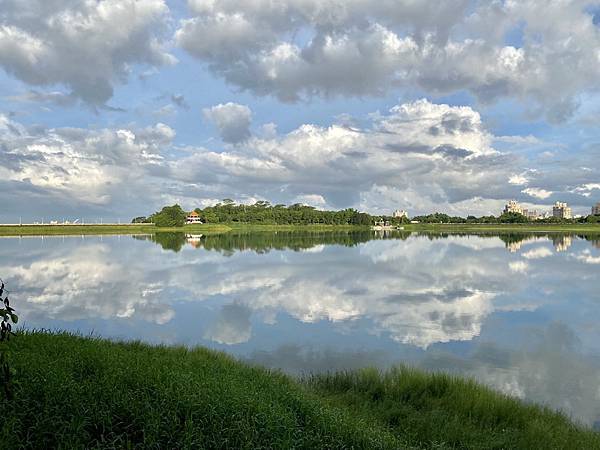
[552,202,572,219]
[592,202,600,216]
[393,209,408,219]
[503,200,523,215]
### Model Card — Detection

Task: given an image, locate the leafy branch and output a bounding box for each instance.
[0,278,18,399]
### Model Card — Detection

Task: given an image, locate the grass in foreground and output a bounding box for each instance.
[3,332,599,449]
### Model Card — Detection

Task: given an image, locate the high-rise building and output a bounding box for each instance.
[552,202,572,219]
[503,200,523,215]
[592,202,600,216]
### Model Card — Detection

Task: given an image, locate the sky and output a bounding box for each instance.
[1,0,600,222]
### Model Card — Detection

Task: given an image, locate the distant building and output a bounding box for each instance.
[523,209,540,221]
[186,211,203,224]
[393,209,408,219]
[503,200,523,215]
[552,202,572,219]
[592,202,600,216]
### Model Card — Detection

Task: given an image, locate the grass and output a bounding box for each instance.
[0,223,232,236]
[3,332,599,449]
[1,222,599,237]
[403,223,600,233]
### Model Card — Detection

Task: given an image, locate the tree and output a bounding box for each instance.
[151,204,187,227]
[498,212,529,223]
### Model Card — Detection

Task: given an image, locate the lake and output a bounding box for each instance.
[1,230,600,426]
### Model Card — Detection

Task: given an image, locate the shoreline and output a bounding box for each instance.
[0,222,599,236]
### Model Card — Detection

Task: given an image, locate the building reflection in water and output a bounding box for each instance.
[502,234,575,253]
[552,235,572,252]
[186,234,204,248]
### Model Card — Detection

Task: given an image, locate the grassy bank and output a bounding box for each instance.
[0,223,232,236]
[4,332,598,449]
[404,223,600,233]
[1,222,599,237]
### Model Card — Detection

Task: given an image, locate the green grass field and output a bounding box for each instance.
[1,222,599,237]
[3,332,599,449]
[401,223,600,233]
[0,223,232,236]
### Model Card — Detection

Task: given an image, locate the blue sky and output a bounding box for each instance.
[1,0,600,222]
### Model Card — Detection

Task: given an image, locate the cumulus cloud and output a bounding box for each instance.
[522,247,553,260]
[294,194,329,209]
[0,113,175,219]
[572,249,600,265]
[0,0,174,105]
[177,99,517,215]
[522,187,553,200]
[509,261,529,273]
[203,102,253,143]
[509,173,529,186]
[176,0,600,120]
[1,98,597,222]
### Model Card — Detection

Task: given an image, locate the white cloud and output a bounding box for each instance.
[0,114,175,217]
[203,102,253,144]
[572,183,600,198]
[509,174,529,186]
[0,0,174,105]
[294,194,329,209]
[522,187,552,200]
[509,261,529,273]
[522,247,553,260]
[572,250,600,265]
[3,244,174,324]
[1,97,597,221]
[175,99,515,215]
[176,0,600,120]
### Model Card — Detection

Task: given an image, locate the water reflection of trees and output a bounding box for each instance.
[136,231,413,254]
[135,230,600,254]
[418,232,599,253]
[132,233,190,252]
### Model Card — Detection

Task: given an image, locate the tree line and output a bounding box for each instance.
[132,200,600,227]
[133,201,378,227]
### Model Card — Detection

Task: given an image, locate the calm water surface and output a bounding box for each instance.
[1,231,600,426]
